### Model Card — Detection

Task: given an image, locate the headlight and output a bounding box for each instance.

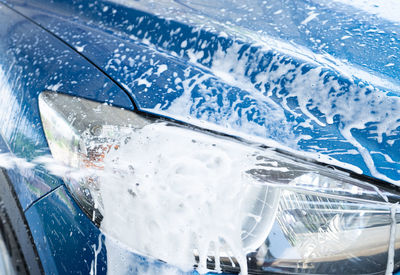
[39,91,400,274]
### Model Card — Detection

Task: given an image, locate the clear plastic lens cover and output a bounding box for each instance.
[39,91,400,274]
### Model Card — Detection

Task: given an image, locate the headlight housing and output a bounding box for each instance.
[39,91,400,274]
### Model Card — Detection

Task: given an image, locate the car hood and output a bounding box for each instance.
[6,0,400,184]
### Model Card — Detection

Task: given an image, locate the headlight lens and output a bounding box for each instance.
[39,91,400,274]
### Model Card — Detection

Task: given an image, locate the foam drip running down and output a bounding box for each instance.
[90,120,399,274]
[4,89,400,274]
[100,3,400,185]
[2,121,400,274]
[97,122,271,274]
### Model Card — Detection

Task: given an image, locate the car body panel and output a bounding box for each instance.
[0,0,400,274]
[5,0,400,185]
[0,2,134,209]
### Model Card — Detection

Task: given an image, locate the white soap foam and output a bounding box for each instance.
[98,122,260,274]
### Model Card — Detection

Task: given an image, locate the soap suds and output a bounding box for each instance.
[98,122,260,274]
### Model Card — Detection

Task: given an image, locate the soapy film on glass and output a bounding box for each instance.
[39,91,400,274]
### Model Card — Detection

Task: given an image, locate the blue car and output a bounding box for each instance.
[0,0,400,274]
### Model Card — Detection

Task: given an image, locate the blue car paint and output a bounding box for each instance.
[6,0,400,184]
[0,1,134,210]
[0,0,399,274]
[0,2,207,274]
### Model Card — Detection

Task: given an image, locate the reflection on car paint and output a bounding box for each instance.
[11,0,400,185]
[0,0,400,274]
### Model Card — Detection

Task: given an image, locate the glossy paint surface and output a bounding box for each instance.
[5,0,400,185]
[0,0,399,274]
[0,2,134,209]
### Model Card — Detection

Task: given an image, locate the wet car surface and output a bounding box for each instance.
[0,0,400,274]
